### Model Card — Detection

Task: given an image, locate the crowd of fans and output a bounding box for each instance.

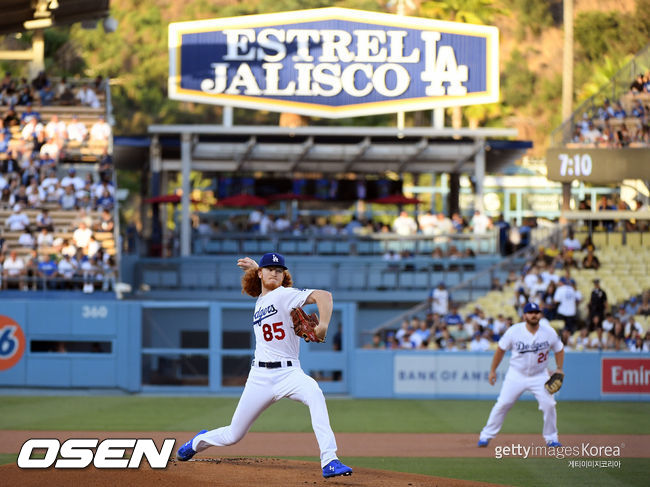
[0,70,116,293]
[571,69,650,147]
[369,228,650,353]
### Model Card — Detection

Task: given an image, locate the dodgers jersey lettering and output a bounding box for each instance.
[498,322,563,376]
[253,286,314,362]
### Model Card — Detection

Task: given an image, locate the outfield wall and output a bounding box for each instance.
[1,299,648,401]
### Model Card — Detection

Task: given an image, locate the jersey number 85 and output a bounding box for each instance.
[262,322,285,341]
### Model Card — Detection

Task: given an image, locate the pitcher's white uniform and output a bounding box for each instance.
[479,321,564,444]
[192,285,339,467]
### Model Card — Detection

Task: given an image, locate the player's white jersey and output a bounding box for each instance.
[252,286,313,362]
[498,322,563,376]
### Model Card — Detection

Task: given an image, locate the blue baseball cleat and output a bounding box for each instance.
[176,429,207,461]
[477,439,490,447]
[547,441,562,447]
[322,459,353,478]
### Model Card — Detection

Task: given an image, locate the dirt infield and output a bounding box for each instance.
[1,431,648,457]
[0,458,505,487]
[1,431,648,486]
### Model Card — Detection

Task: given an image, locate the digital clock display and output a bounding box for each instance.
[545,148,650,183]
[558,153,592,177]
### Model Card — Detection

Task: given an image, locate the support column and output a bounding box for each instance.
[29,30,45,80]
[474,139,486,212]
[561,0,574,215]
[432,108,444,129]
[447,173,460,217]
[149,136,162,257]
[180,133,192,256]
[223,106,233,127]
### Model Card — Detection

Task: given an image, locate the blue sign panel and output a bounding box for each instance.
[169,8,499,118]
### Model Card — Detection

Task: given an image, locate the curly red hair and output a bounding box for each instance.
[241,268,293,297]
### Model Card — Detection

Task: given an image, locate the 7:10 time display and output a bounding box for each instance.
[558,153,593,177]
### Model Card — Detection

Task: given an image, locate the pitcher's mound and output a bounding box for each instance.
[2,457,504,486]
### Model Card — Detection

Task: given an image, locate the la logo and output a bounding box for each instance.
[272,255,278,262]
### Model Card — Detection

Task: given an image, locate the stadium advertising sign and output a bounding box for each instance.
[602,358,650,395]
[168,8,499,118]
[394,354,508,396]
[546,148,650,183]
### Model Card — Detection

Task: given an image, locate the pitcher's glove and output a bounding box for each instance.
[290,307,324,343]
[545,372,564,394]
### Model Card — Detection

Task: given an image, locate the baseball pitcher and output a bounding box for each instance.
[176,253,352,478]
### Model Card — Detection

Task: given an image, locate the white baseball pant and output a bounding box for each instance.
[480,369,558,443]
[193,362,339,467]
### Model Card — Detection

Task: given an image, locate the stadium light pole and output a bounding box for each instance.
[561,0,574,213]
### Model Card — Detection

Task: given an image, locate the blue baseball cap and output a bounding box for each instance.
[523,302,541,314]
[259,252,286,269]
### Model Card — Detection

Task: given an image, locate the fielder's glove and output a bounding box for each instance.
[290,307,324,343]
[545,372,564,394]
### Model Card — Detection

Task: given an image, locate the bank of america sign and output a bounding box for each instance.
[168,8,499,118]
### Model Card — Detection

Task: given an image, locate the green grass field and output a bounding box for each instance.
[1,397,648,486]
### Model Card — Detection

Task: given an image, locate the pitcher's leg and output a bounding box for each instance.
[480,375,526,440]
[195,371,274,451]
[530,375,558,443]
[286,372,338,467]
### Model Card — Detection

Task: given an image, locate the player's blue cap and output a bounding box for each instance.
[259,252,287,269]
[523,302,541,314]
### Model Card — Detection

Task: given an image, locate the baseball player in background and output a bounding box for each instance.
[176,252,353,479]
[478,302,564,448]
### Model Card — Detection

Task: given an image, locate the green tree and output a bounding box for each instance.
[501,49,535,108]
[419,0,506,24]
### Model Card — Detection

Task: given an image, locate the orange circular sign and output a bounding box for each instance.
[0,316,26,371]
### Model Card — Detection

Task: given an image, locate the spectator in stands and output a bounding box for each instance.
[57,253,78,289]
[582,248,600,270]
[5,203,29,231]
[392,211,417,236]
[59,184,77,210]
[97,208,114,232]
[60,168,84,191]
[444,305,463,327]
[554,277,582,332]
[468,330,490,351]
[39,137,60,162]
[494,214,511,256]
[67,115,88,143]
[630,73,645,93]
[76,83,101,108]
[72,221,92,249]
[587,327,607,351]
[17,228,34,247]
[17,85,33,106]
[624,297,640,317]
[587,278,608,330]
[89,116,111,143]
[470,210,492,234]
[514,287,528,316]
[101,255,117,292]
[36,226,54,248]
[562,230,581,251]
[418,210,436,235]
[95,188,114,210]
[541,281,558,320]
[2,249,25,289]
[639,291,650,316]
[365,332,386,349]
[36,253,58,289]
[25,178,44,208]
